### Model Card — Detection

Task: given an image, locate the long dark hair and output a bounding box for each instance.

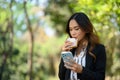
[66,12,100,60]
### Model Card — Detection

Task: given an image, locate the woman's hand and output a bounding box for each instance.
[61,40,73,51]
[64,59,83,73]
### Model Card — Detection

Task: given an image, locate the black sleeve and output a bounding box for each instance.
[58,58,67,80]
[77,45,106,80]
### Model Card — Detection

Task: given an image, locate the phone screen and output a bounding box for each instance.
[61,51,73,62]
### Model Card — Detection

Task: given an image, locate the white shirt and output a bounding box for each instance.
[70,48,86,80]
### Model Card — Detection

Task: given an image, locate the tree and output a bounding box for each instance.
[44,0,77,36]
[23,1,34,80]
[0,0,14,79]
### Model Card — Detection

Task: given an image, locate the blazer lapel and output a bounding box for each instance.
[85,43,92,68]
[85,51,92,68]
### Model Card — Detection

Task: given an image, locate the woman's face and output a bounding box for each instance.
[69,19,86,41]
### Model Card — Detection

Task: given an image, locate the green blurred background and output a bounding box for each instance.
[0,0,120,80]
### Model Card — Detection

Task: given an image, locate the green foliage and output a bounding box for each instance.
[0,0,120,80]
[45,0,77,36]
[37,35,67,57]
[74,0,120,76]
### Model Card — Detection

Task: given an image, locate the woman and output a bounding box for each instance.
[58,12,106,80]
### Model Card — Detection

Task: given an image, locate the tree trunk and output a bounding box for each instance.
[0,0,14,79]
[23,1,34,80]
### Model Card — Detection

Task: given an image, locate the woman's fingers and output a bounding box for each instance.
[62,41,73,51]
[64,61,75,69]
[64,61,76,72]
[64,61,73,69]
[64,61,83,73]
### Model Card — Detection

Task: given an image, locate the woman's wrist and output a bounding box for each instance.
[78,65,83,73]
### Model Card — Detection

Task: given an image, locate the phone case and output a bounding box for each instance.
[61,51,73,62]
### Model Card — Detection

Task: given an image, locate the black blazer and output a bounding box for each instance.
[58,44,106,80]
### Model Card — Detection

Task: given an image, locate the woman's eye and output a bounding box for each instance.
[69,28,80,31]
[70,29,72,31]
[75,28,80,30]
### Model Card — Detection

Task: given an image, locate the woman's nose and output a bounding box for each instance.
[71,33,76,37]
[71,30,76,35]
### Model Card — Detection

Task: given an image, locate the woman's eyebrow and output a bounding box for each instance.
[69,26,79,29]
[74,26,79,28]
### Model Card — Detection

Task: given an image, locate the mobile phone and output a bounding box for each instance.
[61,51,73,62]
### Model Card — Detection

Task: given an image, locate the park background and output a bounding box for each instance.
[0,0,120,80]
